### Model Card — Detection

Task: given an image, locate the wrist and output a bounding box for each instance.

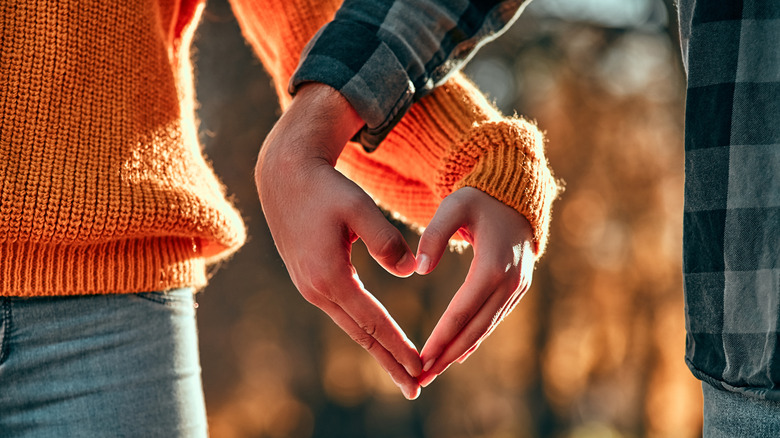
[256,82,365,199]
[286,82,364,164]
[436,119,559,256]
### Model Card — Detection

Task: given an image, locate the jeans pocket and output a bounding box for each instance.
[133,287,194,308]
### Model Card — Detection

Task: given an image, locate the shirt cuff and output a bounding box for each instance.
[289,19,415,151]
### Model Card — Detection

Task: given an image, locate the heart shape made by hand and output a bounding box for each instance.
[339,187,537,400]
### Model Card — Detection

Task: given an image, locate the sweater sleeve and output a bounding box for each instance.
[229,0,559,256]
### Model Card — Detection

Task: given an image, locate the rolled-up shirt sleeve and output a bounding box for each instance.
[288,0,531,150]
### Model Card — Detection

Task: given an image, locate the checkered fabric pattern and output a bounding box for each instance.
[678,0,780,400]
[288,0,530,150]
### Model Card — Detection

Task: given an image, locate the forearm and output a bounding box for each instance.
[257,83,363,175]
[290,0,532,149]
[230,0,530,141]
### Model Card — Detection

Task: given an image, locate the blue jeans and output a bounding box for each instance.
[703,382,780,437]
[0,289,208,437]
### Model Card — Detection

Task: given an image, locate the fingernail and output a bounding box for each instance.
[420,373,437,388]
[396,253,415,273]
[416,254,430,275]
[422,358,435,372]
[406,385,420,400]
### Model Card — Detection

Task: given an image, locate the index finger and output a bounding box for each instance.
[311,268,422,399]
[418,255,504,371]
[293,222,423,396]
[331,268,423,377]
[318,296,422,399]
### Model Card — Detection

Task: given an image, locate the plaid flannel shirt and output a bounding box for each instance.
[679,0,780,400]
[288,0,530,150]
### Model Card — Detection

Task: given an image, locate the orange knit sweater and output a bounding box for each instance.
[0,0,558,297]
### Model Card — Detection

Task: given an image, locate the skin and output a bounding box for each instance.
[415,187,535,388]
[256,83,536,399]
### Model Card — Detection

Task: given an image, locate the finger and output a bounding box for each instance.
[340,273,424,377]
[428,277,530,388]
[456,342,479,364]
[454,247,532,367]
[316,297,421,400]
[295,227,422,397]
[415,194,469,275]
[419,282,514,387]
[311,261,423,380]
[447,228,535,366]
[300,230,423,380]
[418,255,503,373]
[455,286,526,364]
[350,200,416,277]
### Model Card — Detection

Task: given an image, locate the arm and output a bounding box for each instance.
[256,82,422,399]
[288,0,534,149]
[233,0,558,393]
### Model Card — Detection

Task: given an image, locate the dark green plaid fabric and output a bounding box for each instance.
[288,0,530,150]
[678,0,780,400]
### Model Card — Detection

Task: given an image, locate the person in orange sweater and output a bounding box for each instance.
[0,0,556,435]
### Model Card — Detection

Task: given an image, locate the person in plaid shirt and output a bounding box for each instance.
[677,1,780,435]
[273,0,778,434]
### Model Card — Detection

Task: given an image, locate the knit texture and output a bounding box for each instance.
[1,0,558,297]
[232,0,560,254]
[0,0,245,296]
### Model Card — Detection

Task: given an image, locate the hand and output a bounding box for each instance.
[416,187,536,387]
[255,83,422,399]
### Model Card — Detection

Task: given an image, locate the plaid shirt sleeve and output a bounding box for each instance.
[679,0,780,400]
[288,0,530,150]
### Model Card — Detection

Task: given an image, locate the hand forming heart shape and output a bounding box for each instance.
[344,185,536,399]
[257,84,537,400]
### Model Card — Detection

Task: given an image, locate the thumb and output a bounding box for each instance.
[351,203,416,277]
[416,194,470,275]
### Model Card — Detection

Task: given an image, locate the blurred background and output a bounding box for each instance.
[192,0,698,436]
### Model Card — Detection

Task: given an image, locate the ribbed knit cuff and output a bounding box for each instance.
[0,237,207,296]
[436,119,559,256]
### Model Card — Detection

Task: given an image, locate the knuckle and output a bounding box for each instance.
[343,191,371,214]
[452,311,472,331]
[308,274,332,297]
[423,225,447,247]
[444,192,468,211]
[374,227,404,259]
[480,266,507,288]
[298,287,322,306]
[352,332,378,351]
[350,322,379,351]
[360,322,378,337]
[308,271,344,304]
